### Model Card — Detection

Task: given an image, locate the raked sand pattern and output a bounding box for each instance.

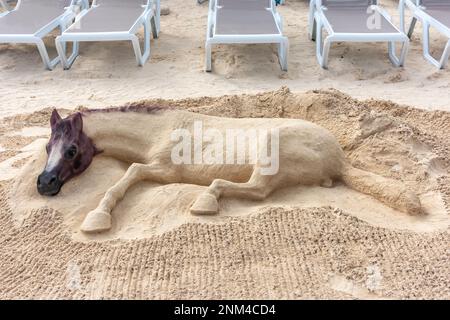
[0,89,449,299]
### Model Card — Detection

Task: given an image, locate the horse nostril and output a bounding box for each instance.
[37,172,61,196]
[49,176,57,185]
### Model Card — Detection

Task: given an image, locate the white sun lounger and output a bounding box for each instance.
[55,0,160,69]
[205,0,289,71]
[308,0,409,69]
[0,0,86,70]
[400,0,450,69]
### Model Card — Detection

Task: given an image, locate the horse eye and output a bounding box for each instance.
[65,145,78,160]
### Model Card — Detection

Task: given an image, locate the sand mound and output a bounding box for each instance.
[0,88,449,299]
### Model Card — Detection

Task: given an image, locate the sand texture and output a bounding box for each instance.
[0,0,450,119]
[0,88,449,299]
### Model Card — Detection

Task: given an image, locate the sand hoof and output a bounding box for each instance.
[81,209,112,233]
[190,193,219,215]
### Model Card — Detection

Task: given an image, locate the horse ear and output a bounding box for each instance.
[71,112,83,133]
[50,109,62,130]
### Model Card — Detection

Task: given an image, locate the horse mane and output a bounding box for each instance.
[81,104,173,115]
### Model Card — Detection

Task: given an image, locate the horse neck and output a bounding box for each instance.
[81,111,174,163]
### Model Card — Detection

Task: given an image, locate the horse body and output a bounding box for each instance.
[82,109,345,185]
[39,108,423,233]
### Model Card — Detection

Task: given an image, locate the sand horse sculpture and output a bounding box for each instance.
[37,108,423,233]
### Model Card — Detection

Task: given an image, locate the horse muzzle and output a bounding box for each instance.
[37,171,63,196]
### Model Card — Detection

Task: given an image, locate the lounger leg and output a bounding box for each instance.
[35,39,60,71]
[315,15,331,69]
[310,18,317,42]
[388,40,409,67]
[399,0,417,40]
[422,22,440,68]
[308,0,316,41]
[205,41,212,72]
[131,36,144,66]
[275,12,284,33]
[155,0,161,36]
[149,0,160,39]
[407,17,417,39]
[278,38,289,71]
[143,18,152,61]
[151,16,159,39]
[422,22,450,69]
[440,40,450,69]
[55,38,79,70]
[319,38,332,69]
[131,19,151,66]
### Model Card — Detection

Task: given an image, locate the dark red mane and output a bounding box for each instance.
[82,104,172,115]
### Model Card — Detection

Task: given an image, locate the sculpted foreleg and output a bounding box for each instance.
[81,163,178,233]
[190,169,282,215]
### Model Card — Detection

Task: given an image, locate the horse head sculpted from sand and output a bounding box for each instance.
[37,110,99,196]
[38,107,423,234]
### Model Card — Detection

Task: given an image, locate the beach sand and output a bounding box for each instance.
[0,0,449,119]
[0,0,449,300]
[0,89,449,299]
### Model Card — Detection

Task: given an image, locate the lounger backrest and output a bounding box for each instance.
[95,0,147,6]
[320,0,377,7]
[217,0,272,10]
[21,0,73,8]
[419,0,450,5]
